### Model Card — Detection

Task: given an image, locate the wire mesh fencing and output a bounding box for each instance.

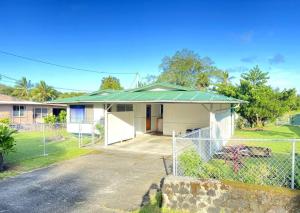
[173,128,300,190]
[4,122,104,164]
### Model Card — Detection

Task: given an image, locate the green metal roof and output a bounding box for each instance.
[50,83,245,104]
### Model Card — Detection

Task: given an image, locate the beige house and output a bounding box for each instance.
[0,94,66,124]
[51,83,245,146]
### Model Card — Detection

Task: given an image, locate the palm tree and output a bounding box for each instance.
[218,71,235,85]
[31,81,58,102]
[12,77,33,100]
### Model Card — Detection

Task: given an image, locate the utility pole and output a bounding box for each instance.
[135,72,139,88]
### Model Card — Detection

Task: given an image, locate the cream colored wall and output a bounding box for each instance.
[163,103,210,135]
[151,104,161,131]
[133,103,146,134]
[66,103,104,134]
[107,111,134,144]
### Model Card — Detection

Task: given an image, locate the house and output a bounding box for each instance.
[51,83,245,146]
[0,94,66,125]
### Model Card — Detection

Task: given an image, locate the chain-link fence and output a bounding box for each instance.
[4,122,103,164]
[173,128,300,190]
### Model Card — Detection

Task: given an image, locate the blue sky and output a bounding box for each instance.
[0,0,299,92]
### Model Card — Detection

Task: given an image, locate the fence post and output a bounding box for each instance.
[92,123,95,144]
[291,139,296,189]
[197,129,201,154]
[172,130,176,176]
[78,123,82,148]
[43,123,46,156]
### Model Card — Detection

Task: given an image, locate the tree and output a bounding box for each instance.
[58,92,85,99]
[31,81,58,102]
[216,66,298,127]
[0,125,16,171]
[241,65,269,86]
[157,49,222,88]
[0,84,14,96]
[216,71,235,85]
[100,76,123,90]
[12,77,33,100]
[196,73,210,89]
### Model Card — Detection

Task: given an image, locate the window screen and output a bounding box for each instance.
[116,104,133,112]
[70,105,85,123]
[13,105,26,117]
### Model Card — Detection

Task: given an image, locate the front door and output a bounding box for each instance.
[146,105,151,131]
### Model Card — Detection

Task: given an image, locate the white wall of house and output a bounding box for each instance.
[133,103,161,135]
[66,103,104,134]
[151,104,161,131]
[107,111,134,144]
[163,103,210,135]
[133,103,146,135]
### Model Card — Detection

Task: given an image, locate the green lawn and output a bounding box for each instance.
[0,131,97,179]
[234,124,300,153]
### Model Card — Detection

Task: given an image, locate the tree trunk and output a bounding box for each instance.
[0,152,4,171]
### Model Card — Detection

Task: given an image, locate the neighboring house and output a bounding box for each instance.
[51,83,245,146]
[0,94,66,124]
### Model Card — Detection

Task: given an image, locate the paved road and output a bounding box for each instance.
[0,150,172,213]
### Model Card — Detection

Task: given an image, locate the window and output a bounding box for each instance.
[34,108,48,118]
[116,104,133,112]
[13,105,26,117]
[70,105,85,123]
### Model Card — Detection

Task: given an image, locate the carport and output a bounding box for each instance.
[50,83,245,146]
[105,134,173,155]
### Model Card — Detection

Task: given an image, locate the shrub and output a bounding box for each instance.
[95,123,104,139]
[236,116,248,129]
[44,114,57,125]
[0,125,16,171]
[178,149,202,177]
[58,110,67,123]
[0,118,10,125]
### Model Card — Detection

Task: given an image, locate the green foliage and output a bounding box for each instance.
[0,118,10,125]
[238,163,278,186]
[178,149,202,177]
[58,111,67,123]
[235,116,248,129]
[44,114,57,124]
[100,76,123,90]
[216,66,298,127]
[241,65,269,86]
[0,125,16,155]
[157,49,222,88]
[58,92,85,99]
[95,124,104,139]
[12,77,33,100]
[0,84,14,96]
[31,81,59,102]
[196,72,210,89]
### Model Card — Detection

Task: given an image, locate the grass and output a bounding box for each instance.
[0,130,97,179]
[132,192,188,213]
[234,124,300,153]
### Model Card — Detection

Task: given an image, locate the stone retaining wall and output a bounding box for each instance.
[162,176,300,213]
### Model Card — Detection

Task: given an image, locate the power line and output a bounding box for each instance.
[0,50,136,75]
[0,74,93,92]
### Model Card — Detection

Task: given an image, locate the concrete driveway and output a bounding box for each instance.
[104,134,173,156]
[0,149,172,213]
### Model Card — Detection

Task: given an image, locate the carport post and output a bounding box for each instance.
[104,104,113,146]
[172,130,176,176]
